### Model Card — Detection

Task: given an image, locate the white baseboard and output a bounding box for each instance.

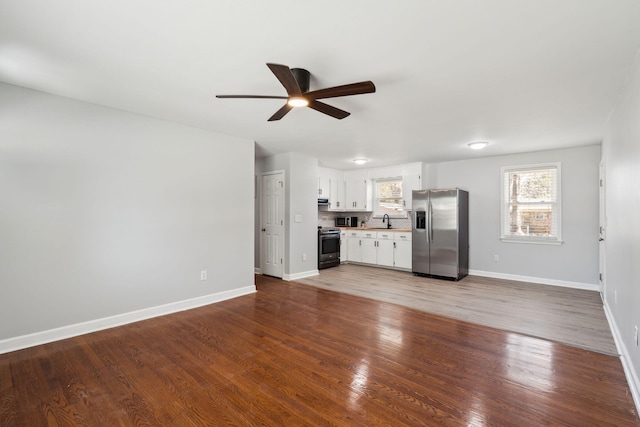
[254,267,261,274]
[283,269,319,281]
[603,301,640,415]
[469,269,598,291]
[0,285,256,355]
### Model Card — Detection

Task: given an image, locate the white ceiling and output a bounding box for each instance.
[2,1,640,170]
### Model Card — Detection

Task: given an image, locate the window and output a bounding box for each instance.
[500,163,561,244]
[373,177,406,217]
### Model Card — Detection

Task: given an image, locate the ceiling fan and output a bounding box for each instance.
[216,63,376,121]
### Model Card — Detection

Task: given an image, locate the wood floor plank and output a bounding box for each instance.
[0,273,637,426]
[297,264,618,355]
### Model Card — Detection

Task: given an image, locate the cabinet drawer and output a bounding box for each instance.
[361,231,377,239]
[394,232,412,241]
[376,232,394,240]
[346,230,361,239]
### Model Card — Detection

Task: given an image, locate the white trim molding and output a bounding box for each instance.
[469,269,598,291]
[283,269,319,281]
[603,301,640,415]
[603,302,640,413]
[0,285,256,355]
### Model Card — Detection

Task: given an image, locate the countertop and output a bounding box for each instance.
[339,227,412,232]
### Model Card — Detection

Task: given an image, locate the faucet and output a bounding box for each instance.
[382,213,391,229]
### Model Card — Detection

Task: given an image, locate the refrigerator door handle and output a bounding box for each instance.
[428,202,433,242]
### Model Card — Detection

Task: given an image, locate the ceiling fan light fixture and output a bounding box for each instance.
[287,97,308,107]
[468,141,489,150]
[353,158,368,165]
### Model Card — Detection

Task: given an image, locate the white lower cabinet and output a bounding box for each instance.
[376,231,395,267]
[344,230,412,270]
[394,235,412,269]
[359,231,377,264]
[346,230,362,262]
[340,230,348,263]
[361,237,377,264]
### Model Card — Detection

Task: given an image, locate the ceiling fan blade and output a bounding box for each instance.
[267,63,302,96]
[268,104,294,121]
[305,81,376,100]
[216,95,288,99]
[307,100,350,119]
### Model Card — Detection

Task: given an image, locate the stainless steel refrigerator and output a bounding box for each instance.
[412,189,469,280]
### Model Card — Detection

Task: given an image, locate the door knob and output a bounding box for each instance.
[262,228,266,232]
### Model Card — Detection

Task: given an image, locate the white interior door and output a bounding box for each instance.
[261,171,285,278]
[598,160,606,298]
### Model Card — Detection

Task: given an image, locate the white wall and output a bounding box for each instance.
[601,51,640,406]
[256,152,318,279]
[288,153,319,277]
[426,145,601,287]
[0,83,255,346]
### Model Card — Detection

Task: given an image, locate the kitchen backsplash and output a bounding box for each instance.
[318,211,412,229]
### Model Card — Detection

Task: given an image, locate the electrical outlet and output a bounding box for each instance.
[635,325,638,347]
[493,255,500,262]
[302,253,307,261]
[200,270,207,281]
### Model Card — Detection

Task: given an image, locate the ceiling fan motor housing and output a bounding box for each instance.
[290,68,310,92]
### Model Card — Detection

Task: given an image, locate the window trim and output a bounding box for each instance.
[372,176,408,218]
[500,162,563,245]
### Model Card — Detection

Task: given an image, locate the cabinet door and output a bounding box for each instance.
[345,178,362,209]
[344,170,370,211]
[394,240,412,269]
[330,177,345,211]
[377,239,395,267]
[402,174,421,211]
[318,175,331,198]
[361,238,377,264]
[347,237,361,262]
[340,231,348,263]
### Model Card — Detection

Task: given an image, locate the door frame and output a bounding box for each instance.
[599,159,606,298]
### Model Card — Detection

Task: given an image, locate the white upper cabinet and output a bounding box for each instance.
[318,174,331,198]
[319,167,346,211]
[344,169,371,211]
[367,162,422,212]
[402,173,421,210]
[319,162,422,213]
[329,174,345,211]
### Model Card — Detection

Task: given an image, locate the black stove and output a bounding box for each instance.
[318,227,341,269]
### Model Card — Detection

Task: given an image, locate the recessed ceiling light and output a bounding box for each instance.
[468,141,489,150]
[353,158,368,165]
[287,97,309,107]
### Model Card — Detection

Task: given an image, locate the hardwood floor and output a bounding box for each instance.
[298,264,618,355]
[1,274,638,426]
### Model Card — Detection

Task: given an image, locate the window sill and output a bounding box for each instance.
[500,237,563,246]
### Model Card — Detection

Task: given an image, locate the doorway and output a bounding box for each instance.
[261,170,285,278]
